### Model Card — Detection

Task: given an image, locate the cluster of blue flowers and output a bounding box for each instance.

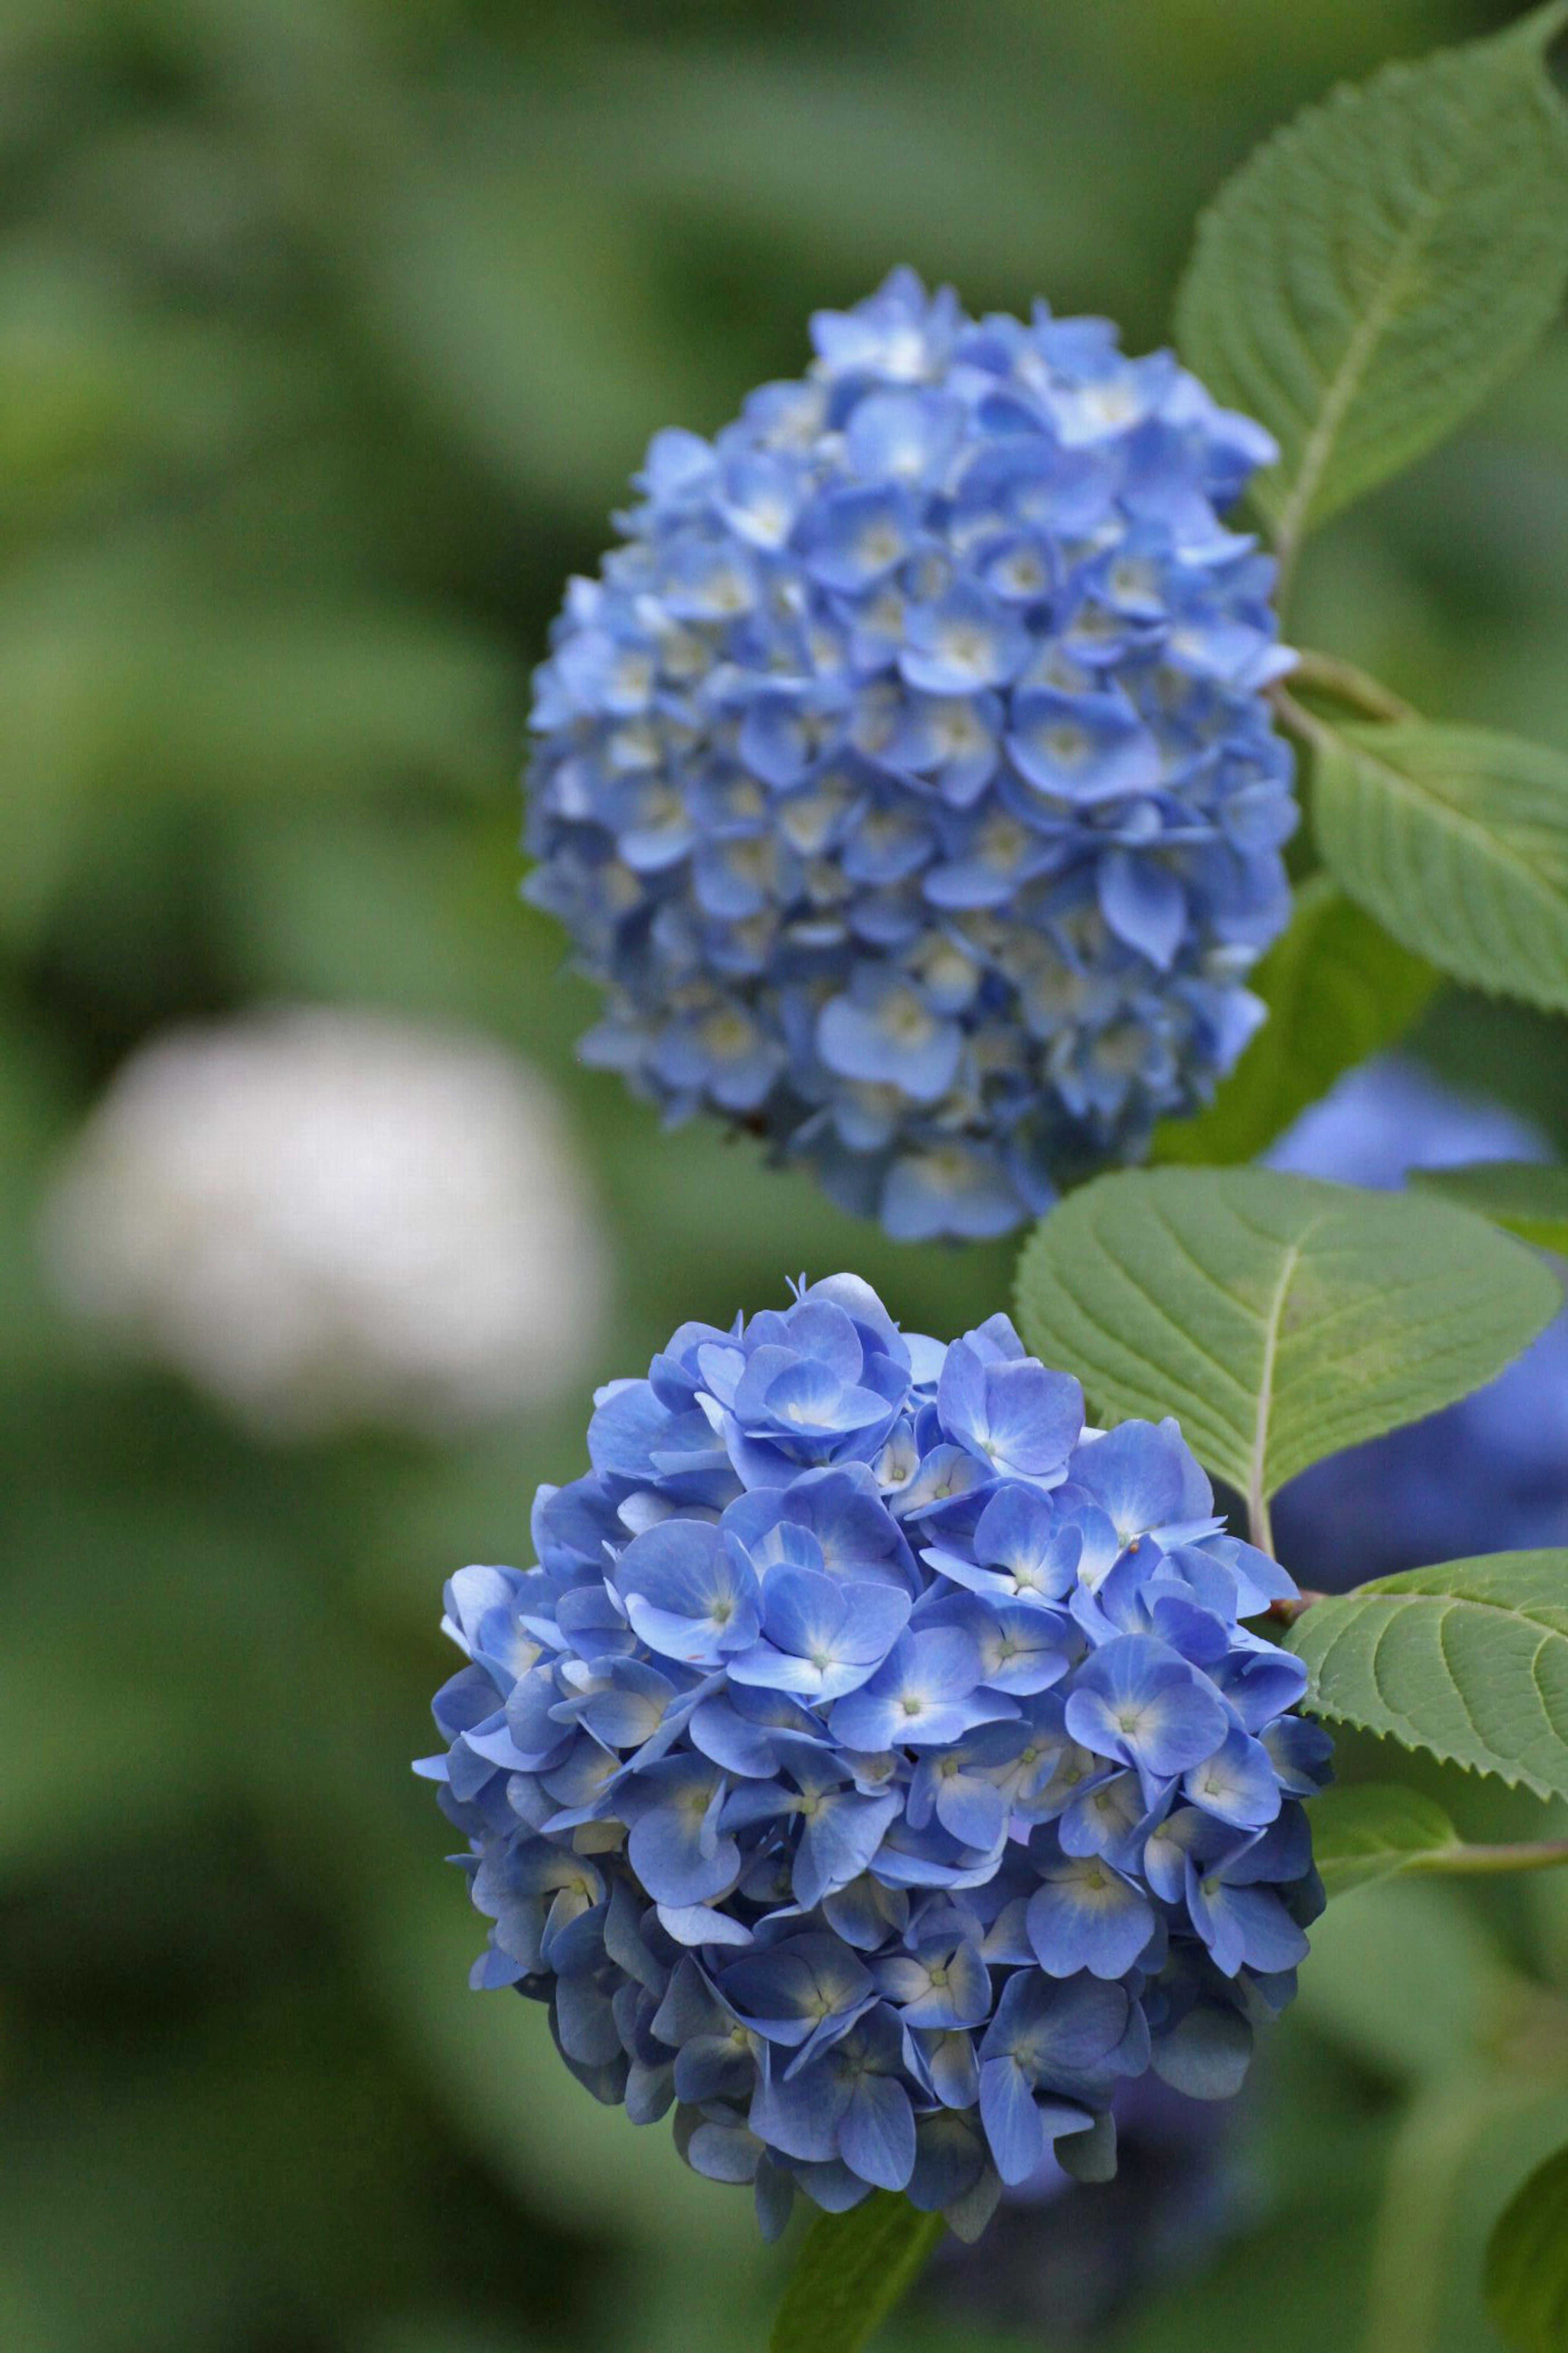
[419,1275,1327,2239]
[525,269,1297,1240]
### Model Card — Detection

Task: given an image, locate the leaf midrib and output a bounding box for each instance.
[1252,1231,1303,1513]
[1270,70,1492,551]
[1330,729,1568,919]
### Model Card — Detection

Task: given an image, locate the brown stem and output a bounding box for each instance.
[1266,1589,1325,1628]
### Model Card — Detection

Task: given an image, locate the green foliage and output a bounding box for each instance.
[1486,2141,1568,2353]
[768,2195,944,2353]
[1176,5,1568,552]
[1410,1160,1568,1256]
[1152,874,1436,1167]
[1286,1553,1568,1800]
[1307,1784,1460,1898]
[1296,1875,1509,2085]
[1364,2079,1568,2353]
[1013,1168,1557,1505]
[1311,718,1568,1014]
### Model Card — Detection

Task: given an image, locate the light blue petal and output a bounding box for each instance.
[1026,1863,1157,1980]
[627,1800,738,1909]
[979,2056,1044,2185]
[838,2073,916,2190]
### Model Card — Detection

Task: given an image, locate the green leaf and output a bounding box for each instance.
[769,2194,943,2353]
[1307,1783,1461,1898]
[1312,720,1568,1014]
[1286,1552,1568,1801]
[1013,1169,1558,1504]
[1308,1782,1568,1895]
[1176,7,1568,550]
[1153,874,1436,1166]
[1410,1160,1568,1257]
[1486,2141,1568,2353]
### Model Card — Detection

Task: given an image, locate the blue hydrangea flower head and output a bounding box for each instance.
[419,1274,1327,2239]
[524,269,1297,1240]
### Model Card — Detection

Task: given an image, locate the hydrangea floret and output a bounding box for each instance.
[525,269,1297,1239]
[419,1275,1327,2239]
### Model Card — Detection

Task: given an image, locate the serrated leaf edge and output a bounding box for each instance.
[1290,1584,1568,1802]
[1176,24,1568,554]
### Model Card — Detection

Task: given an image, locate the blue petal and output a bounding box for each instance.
[881,1146,1023,1242]
[838,2072,917,2190]
[980,1361,1085,1476]
[918,2027,982,2108]
[1066,1634,1228,1778]
[816,981,963,1104]
[796,484,914,593]
[973,1485,1080,1599]
[900,584,1031,694]
[1069,1420,1197,1539]
[1006,686,1162,803]
[759,1565,848,1657]
[905,1625,986,1702]
[748,2053,851,2163]
[845,388,966,485]
[687,2119,762,2184]
[554,1975,624,2068]
[979,2056,1045,2184]
[587,1380,669,1480]
[982,1965,1131,2075]
[615,1518,760,1660]
[688,1687,821,1777]
[909,2108,989,2206]
[1097,848,1187,971]
[754,2153,796,2243]
[1183,1726,1283,1830]
[933,1772,1008,1852]
[834,1580,915,1664]
[794,1789,902,1911]
[1195,1879,1310,1976]
[1026,1861,1158,1980]
[1151,2002,1253,2099]
[624,1768,739,1907]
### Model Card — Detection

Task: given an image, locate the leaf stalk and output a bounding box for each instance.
[1410,1838,1568,1878]
[1286,649,1417,724]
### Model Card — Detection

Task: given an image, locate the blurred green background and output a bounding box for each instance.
[7,3,1568,2350]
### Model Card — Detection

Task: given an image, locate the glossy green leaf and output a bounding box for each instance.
[1307,1783,1461,1898]
[1176,6,1568,548]
[1013,1169,1558,1503]
[1410,1160,1568,1257]
[1153,874,1436,1166]
[1287,1552,1568,1800]
[1312,720,1568,1014]
[769,2194,944,2353]
[1486,2141,1568,2353]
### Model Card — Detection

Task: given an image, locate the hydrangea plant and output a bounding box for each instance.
[526,271,1296,1239]
[433,12,1568,2349]
[419,1276,1325,2239]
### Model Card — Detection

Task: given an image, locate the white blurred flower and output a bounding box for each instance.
[42,1007,610,1437]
